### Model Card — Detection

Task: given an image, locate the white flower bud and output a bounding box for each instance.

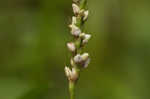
[74,54,82,63]
[81,53,90,68]
[80,33,91,43]
[65,66,72,77]
[74,53,90,68]
[83,34,91,44]
[71,25,81,37]
[74,53,89,63]
[72,4,80,14]
[72,16,77,25]
[83,10,89,21]
[67,42,76,52]
[64,67,78,81]
[81,53,89,61]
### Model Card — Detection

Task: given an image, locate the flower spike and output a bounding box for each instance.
[65,0,92,99]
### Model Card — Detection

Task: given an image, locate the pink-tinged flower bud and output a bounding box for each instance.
[74,54,82,63]
[82,34,91,44]
[67,42,76,52]
[83,10,89,21]
[81,53,90,68]
[72,4,80,15]
[74,53,90,68]
[71,25,81,37]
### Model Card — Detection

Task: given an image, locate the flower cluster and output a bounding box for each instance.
[65,0,91,83]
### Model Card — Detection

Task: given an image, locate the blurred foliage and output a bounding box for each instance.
[0,0,150,99]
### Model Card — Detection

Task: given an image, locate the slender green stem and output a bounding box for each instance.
[69,81,75,99]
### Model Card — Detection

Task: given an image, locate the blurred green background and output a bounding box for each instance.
[0,0,150,99]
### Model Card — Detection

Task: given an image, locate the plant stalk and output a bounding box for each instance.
[69,1,87,99]
[69,81,75,99]
[65,0,90,99]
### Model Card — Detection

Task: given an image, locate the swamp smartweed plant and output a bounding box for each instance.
[64,0,91,99]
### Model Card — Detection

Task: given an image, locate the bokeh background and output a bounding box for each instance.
[0,0,150,99]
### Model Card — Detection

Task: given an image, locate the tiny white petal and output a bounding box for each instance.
[83,10,89,21]
[64,67,71,77]
[72,4,80,14]
[81,53,89,61]
[83,34,91,44]
[85,34,91,40]
[67,42,76,52]
[72,16,77,25]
